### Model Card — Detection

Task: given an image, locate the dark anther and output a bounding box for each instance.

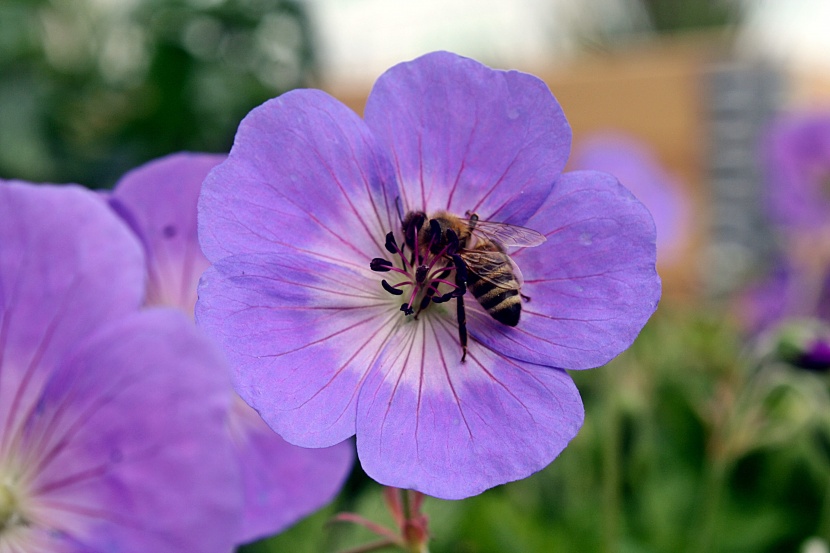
[415,265,428,283]
[402,211,426,250]
[370,258,393,272]
[381,280,404,296]
[385,232,399,254]
[429,218,442,244]
[432,290,456,303]
[419,295,432,311]
[400,303,414,315]
[445,229,460,255]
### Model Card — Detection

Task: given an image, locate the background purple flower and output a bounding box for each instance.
[0,180,241,551]
[737,112,830,335]
[197,52,660,499]
[571,132,691,266]
[763,111,830,230]
[109,152,354,544]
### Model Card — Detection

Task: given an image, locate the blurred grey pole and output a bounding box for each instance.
[704,61,784,298]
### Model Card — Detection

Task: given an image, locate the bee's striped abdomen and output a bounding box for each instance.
[467,271,521,326]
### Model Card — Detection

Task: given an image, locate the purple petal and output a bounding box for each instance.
[471,170,660,369]
[356,317,583,499]
[112,153,355,541]
[735,263,792,335]
[229,399,353,543]
[198,90,400,265]
[572,132,691,265]
[0,181,144,462]
[18,310,241,552]
[762,112,830,229]
[110,153,224,314]
[364,51,570,225]
[196,251,392,447]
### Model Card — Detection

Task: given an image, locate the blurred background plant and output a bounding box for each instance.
[0,0,314,187]
[6,0,830,551]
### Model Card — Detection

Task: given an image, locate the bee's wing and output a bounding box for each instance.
[460,250,524,290]
[469,219,546,248]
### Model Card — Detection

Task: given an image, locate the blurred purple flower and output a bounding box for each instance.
[0,181,242,551]
[109,153,354,544]
[738,259,830,335]
[738,112,830,335]
[793,338,830,372]
[572,132,690,265]
[196,52,660,499]
[763,112,830,230]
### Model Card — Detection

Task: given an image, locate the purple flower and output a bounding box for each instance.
[738,112,830,334]
[763,111,830,230]
[109,153,354,544]
[571,132,691,266]
[0,180,241,551]
[737,259,830,336]
[197,51,660,499]
[794,338,830,372]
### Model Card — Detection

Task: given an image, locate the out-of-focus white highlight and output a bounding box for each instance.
[738,0,830,74]
[304,0,649,86]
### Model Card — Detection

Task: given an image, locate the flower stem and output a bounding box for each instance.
[400,489,430,553]
[692,456,729,553]
[817,472,830,540]
[601,372,621,553]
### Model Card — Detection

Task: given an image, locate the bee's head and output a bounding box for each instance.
[401,211,427,251]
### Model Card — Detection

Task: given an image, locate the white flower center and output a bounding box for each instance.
[0,474,26,535]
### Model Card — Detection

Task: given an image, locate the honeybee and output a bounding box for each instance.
[401,208,546,361]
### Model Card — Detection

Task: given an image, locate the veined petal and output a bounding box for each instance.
[18,310,241,552]
[0,182,144,462]
[196,251,395,447]
[471,170,660,369]
[573,133,690,265]
[356,314,583,499]
[229,399,354,543]
[364,51,570,225]
[199,89,400,266]
[110,153,223,314]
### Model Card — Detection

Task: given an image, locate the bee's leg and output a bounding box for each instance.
[451,253,468,362]
[521,293,531,302]
[456,293,468,363]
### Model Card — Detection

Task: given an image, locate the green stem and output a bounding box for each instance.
[400,489,413,524]
[601,377,621,553]
[817,472,830,540]
[399,489,429,553]
[693,457,729,553]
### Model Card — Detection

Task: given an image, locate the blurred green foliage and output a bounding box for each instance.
[641,0,738,31]
[242,307,830,553]
[0,0,314,188]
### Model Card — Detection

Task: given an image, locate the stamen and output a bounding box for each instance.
[372,223,467,321]
[445,229,460,255]
[381,280,404,296]
[371,258,393,272]
[428,219,442,253]
[385,232,399,254]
